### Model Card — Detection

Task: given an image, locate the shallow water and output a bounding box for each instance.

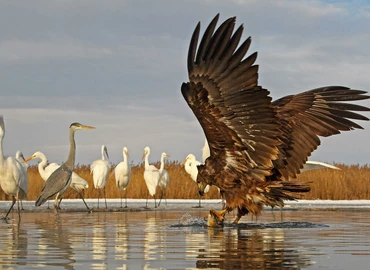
[0,202,370,269]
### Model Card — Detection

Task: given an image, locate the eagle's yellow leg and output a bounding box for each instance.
[233,215,242,224]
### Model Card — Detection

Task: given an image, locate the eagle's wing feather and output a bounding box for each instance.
[272,86,370,179]
[182,14,281,181]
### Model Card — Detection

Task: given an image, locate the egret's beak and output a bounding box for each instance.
[82,125,95,130]
[166,154,170,158]
[198,182,208,196]
[126,151,130,158]
[181,157,188,166]
[142,152,146,160]
[24,156,34,163]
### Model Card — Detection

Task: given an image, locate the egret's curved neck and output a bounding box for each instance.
[38,154,48,171]
[123,151,128,164]
[65,128,76,170]
[159,155,165,172]
[144,152,150,169]
[37,155,49,180]
[101,146,106,160]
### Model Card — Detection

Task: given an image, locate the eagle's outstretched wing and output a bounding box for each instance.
[181,14,281,181]
[272,86,370,179]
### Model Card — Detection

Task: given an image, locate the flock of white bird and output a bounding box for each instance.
[0,115,340,220]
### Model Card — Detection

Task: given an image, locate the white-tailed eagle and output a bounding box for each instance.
[181,14,370,224]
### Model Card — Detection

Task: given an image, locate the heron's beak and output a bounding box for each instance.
[181,158,187,166]
[198,181,208,196]
[24,156,34,163]
[105,149,110,159]
[82,125,95,130]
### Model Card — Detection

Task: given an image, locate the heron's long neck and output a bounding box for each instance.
[65,128,76,170]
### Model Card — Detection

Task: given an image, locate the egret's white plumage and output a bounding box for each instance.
[182,153,210,208]
[114,147,131,208]
[91,145,111,209]
[25,151,90,210]
[142,146,160,208]
[158,152,170,207]
[0,116,28,220]
[15,151,28,210]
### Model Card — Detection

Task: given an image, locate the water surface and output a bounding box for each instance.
[0,201,369,269]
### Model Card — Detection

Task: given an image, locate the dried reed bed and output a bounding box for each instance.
[1,162,369,201]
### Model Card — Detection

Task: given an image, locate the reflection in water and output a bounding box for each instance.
[114,212,129,270]
[92,212,108,270]
[34,214,76,269]
[0,210,369,269]
[193,227,312,269]
[0,222,28,269]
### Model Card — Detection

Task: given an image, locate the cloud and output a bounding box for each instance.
[0,38,112,62]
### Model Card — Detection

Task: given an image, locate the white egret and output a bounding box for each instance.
[35,122,95,213]
[91,145,111,209]
[158,152,170,207]
[142,146,160,208]
[15,151,28,211]
[0,116,28,221]
[182,154,210,208]
[25,151,91,211]
[114,147,131,208]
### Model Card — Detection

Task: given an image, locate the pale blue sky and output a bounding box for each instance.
[1,0,369,166]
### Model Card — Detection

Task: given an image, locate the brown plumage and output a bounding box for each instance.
[181,14,370,223]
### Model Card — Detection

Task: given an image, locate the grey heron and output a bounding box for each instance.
[26,151,91,212]
[35,122,95,213]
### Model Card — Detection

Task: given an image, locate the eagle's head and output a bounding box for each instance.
[196,164,213,196]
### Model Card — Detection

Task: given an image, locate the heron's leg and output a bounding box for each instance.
[3,197,16,220]
[47,201,50,209]
[124,189,128,208]
[58,198,63,209]
[193,193,202,208]
[17,199,21,220]
[104,187,107,209]
[154,194,157,208]
[76,189,91,213]
[164,189,167,206]
[97,189,100,209]
[53,194,60,215]
[145,191,149,208]
[120,190,123,208]
[20,200,24,211]
[158,190,163,207]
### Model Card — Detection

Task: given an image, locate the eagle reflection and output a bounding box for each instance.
[195,228,312,269]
